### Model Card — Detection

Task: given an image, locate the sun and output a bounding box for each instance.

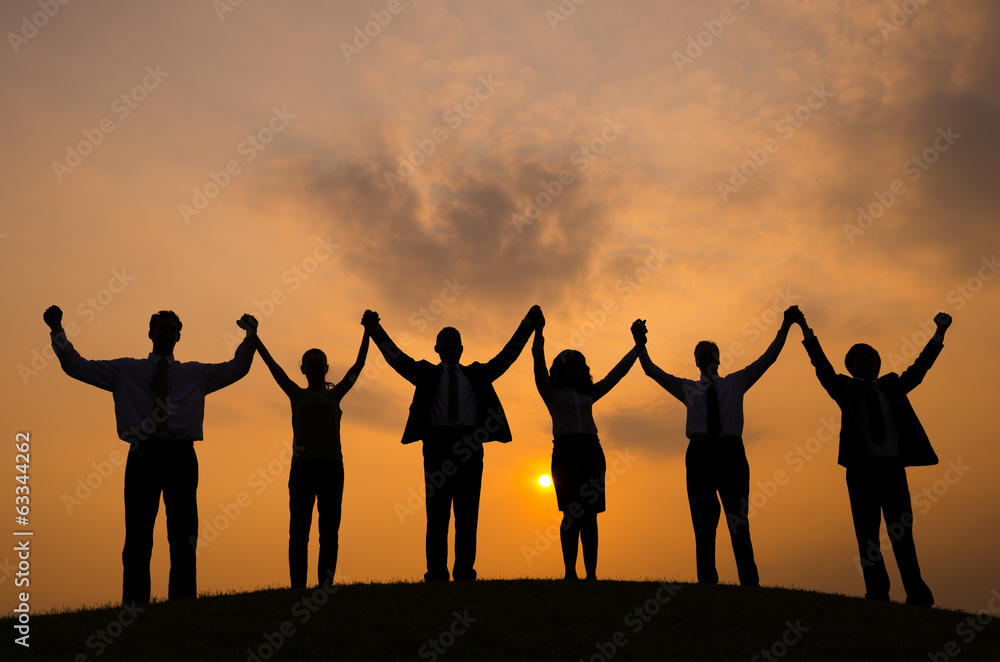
[537,474,552,488]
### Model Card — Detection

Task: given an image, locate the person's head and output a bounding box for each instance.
[845,343,881,380]
[300,348,332,387]
[148,310,182,354]
[549,349,593,393]
[694,340,720,375]
[435,327,463,365]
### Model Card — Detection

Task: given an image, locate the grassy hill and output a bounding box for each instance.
[5,579,998,661]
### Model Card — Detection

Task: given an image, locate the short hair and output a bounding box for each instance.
[149,310,182,333]
[301,348,328,365]
[694,340,719,360]
[845,343,879,376]
[436,327,461,344]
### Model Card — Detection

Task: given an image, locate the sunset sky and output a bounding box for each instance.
[2,0,999,619]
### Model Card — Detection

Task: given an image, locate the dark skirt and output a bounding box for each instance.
[551,434,607,514]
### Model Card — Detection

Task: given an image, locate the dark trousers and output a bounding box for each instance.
[422,429,484,581]
[122,442,198,604]
[846,459,933,605]
[288,459,345,588]
[685,436,759,586]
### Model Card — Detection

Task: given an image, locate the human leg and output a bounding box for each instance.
[287,462,316,588]
[122,448,162,605]
[316,461,345,587]
[162,445,199,600]
[686,440,720,584]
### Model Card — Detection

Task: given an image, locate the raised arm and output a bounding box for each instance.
[480,305,540,381]
[631,319,687,404]
[530,307,550,404]
[202,314,258,394]
[798,311,842,398]
[331,327,371,400]
[44,304,121,390]
[591,346,638,402]
[361,310,420,384]
[249,327,299,400]
[734,306,798,390]
[898,312,950,393]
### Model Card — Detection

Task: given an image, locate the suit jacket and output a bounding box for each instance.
[371,321,533,444]
[802,335,941,468]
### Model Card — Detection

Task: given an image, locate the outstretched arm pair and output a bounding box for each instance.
[248,316,370,401]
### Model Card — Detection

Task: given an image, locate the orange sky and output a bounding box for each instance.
[2,0,999,616]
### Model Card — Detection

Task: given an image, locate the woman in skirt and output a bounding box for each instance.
[531,310,640,580]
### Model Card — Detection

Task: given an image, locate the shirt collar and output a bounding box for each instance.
[149,353,175,362]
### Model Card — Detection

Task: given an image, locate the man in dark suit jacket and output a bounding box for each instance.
[798,311,952,606]
[362,306,540,581]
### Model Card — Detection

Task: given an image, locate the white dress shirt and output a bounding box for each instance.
[51,330,255,443]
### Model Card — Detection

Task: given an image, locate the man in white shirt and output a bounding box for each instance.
[44,305,257,604]
[632,306,801,586]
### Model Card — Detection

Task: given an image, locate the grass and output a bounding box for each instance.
[4,578,998,661]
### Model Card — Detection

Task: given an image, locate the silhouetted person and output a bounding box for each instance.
[530,309,638,580]
[43,305,257,604]
[632,307,801,586]
[250,321,369,588]
[797,310,951,606]
[361,306,538,581]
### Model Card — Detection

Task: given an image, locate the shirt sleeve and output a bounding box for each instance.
[732,328,788,392]
[201,335,256,394]
[50,330,122,391]
[641,358,689,405]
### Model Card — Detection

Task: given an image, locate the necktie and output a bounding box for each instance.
[151,357,169,431]
[864,382,886,444]
[447,366,459,424]
[707,381,721,440]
